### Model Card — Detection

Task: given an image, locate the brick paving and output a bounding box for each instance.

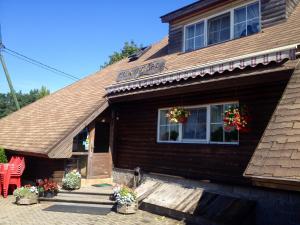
[0,196,184,225]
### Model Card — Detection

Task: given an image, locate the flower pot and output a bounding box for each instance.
[178,116,188,123]
[16,196,38,205]
[43,191,56,198]
[117,202,138,214]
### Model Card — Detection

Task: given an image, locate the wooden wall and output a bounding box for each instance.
[113,77,289,185]
[19,155,65,184]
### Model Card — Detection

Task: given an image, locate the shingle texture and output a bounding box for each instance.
[0,3,300,158]
[244,61,300,181]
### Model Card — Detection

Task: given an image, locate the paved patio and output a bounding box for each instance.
[0,196,184,225]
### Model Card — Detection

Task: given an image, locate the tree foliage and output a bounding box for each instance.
[0,147,7,163]
[0,86,50,118]
[101,41,142,68]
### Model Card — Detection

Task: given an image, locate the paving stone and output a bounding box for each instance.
[0,196,184,225]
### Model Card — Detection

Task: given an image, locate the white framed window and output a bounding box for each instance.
[157,102,239,144]
[183,1,260,52]
[207,12,231,45]
[234,2,260,38]
[185,21,205,51]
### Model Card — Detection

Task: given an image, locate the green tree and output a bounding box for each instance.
[0,147,8,163]
[101,41,142,68]
[0,86,50,119]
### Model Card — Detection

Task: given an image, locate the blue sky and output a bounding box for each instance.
[0,0,195,93]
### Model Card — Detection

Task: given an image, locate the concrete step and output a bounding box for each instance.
[39,194,115,205]
[59,189,113,196]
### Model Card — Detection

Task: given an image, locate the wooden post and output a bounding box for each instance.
[87,122,95,179]
[109,109,116,168]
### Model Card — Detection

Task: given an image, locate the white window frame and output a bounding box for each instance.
[183,0,261,52]
[157,101,239,145]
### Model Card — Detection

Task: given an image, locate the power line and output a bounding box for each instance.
[2,46,80,81]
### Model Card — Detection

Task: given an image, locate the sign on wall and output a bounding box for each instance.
[117,59,166,82]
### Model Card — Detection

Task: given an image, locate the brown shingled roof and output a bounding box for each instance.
[244,60,300,182]
[1,3,300,158]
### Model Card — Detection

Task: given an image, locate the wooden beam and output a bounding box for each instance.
[87,122,95,179]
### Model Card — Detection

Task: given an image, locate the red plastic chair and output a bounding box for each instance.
[0,156,25,198]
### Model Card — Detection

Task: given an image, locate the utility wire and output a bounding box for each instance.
[2,46,80,81]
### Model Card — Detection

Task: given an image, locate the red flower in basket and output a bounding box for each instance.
[223,106,250,132]
[166,107,190,124]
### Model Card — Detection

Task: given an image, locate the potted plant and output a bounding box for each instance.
[166,107,190,123]
[62,170,81,190]
[223,106,250,132]
[13,185,38,205]
[113,185,138,214]
[38,179,58,198]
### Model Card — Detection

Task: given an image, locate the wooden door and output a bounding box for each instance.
[88,122,112,178]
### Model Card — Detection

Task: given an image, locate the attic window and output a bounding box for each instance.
[183,1,260,52]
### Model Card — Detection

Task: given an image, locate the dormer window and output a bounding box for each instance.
[208,12,230,45]
[183,1,260,52]
[185,21,205,51]
[234,2,260,38]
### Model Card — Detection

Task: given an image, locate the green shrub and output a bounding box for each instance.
[0,148,8,163]
[62,171,81,190]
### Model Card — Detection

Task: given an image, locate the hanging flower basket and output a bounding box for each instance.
[166,107,190,124]
[223,105,250,132]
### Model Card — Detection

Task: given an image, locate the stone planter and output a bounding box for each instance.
[16,196,38,205]
[117,202,138,214]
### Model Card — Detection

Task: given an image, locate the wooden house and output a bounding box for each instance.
[0,0,300,191]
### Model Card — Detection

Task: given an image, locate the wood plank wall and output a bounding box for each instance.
[113,78,289,185]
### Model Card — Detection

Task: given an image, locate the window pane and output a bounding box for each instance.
[234,7,246,24]
[195,36,204,49]
[210,124,223,142]
[160,110,168,125]
[247,18,260,35]
[234,22,246,38]
[159,126,169,141]
[211,105,223,123]
[208,13,230,45]
[183,108,207,140]
[195,22,204,36]
[170,124,180,141]
[225,128,238,142]
[186,38,194,51]
[186,25,195,39]
[247,2,259,20]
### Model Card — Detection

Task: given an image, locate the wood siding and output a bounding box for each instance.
[168,26,183,54]
[261,0,287,28]
[113,77,290,185]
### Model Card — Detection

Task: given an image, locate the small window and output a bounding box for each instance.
[210,103,239,143]
[185,21,205,51]
[234,2,260,38]
[207,12,230,45]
